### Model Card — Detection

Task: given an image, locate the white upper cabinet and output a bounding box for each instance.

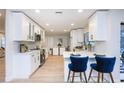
[89,11,108,41]
[41,29,45,42]
[77,29,84,43]
[34,25,41,34]
[12,13,34,41]
[43,30,45,42]
[29,22,35,41]
[12,13,43,42]
[70,29,84,49]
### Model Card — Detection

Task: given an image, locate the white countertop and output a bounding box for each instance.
[63,51,95,58]
[53,47,65,48]
[15,50,40,55]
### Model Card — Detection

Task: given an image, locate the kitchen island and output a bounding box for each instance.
[63,51,97,82]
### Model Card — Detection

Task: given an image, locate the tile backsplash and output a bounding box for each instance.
[19,41,42,50]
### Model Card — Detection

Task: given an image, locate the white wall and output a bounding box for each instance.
[45,35,69,52]
[95,10,124,82]
[5,10,20,81]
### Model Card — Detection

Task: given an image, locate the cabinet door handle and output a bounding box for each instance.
[27,35,29,39]
[29,23,31,39]
[38,56,39,61]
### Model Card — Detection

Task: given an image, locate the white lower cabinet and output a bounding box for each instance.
[60,48,65,55]
[53,48,58,55]
[13,50,40,79]
[53,48,65,56]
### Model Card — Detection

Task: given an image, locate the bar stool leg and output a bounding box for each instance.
[72,71,75,83]
[80,72,83,82]
[97,72,100,83]
[102,73,104,83]
[88,69,93,82]
[67,70,71,82]
[83,72,87,83]
[109,73,114,83]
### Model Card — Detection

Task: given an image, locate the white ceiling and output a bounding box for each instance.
[14,9,96,35]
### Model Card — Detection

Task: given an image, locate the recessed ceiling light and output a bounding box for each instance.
[35,9,40,13]
[50,29,54,32]
[0,13,2,16]
[46,24,49,26]
[78,9,83,13]
[64,30,67,32]
[71,23,74,26]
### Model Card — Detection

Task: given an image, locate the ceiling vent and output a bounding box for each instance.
[55,11,63,14]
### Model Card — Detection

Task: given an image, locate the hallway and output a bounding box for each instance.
[11,56,64,83]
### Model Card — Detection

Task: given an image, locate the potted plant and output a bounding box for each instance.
[57,43,62,47]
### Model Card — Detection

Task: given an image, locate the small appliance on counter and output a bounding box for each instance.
[20,44,28,53]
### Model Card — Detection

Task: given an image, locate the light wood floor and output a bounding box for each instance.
[11,55,64,83]
[0,58,5,82]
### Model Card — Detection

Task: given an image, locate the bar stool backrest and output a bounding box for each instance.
[70,56,89,72]
[95,57,116,73]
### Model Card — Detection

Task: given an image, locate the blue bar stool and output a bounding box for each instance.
[88,54,106,82]
[67,56,88,83]
[88,56,116,83]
